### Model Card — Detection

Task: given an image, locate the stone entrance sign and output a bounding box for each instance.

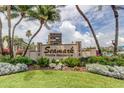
[37,42,81,59]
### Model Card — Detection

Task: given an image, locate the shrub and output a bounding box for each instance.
[85,56,124,67]
[87,56,108,64]
[107,56,124,66]
[86,63,124,80]
[51,59,56,63]
[117,54,124,58]
[116,61,124,66]
[62,57,80,67]
[37,57,49,67]
[80,57,89,66]
[0,63,28,76]
[51,59,60,65]
[0,55,11,63]
[10,56,32,65]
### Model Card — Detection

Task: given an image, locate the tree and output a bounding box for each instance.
[3,35,28,49]
[0,6,6,55]
[111,5,119,55]
[23,5,60,56]
[26,30,32,39]
[11,5,34,57]
[97,5,124,55]
[75,5,102,56]
[0,16,3,54]
[7,5,13,57]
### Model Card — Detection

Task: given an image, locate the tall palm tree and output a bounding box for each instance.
[0,17,3,54]
[111,5,119,55]
[97,5,124,55]
[76,5,102,56]
[7,5,13,57]
[23,5,60,56]
[11,5,34,57]
[0,6,6,55]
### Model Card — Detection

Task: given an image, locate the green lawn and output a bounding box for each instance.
[0,70,124,88]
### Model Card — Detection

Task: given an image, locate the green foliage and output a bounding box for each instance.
[62,57,80,67]
[84,56,124,66]
[0,55,11,62]
[0,55,33,65]
[51,59,56,63]
[37,57,49,67]
[80,57,89,66]
[27,5,60,22]
[88,56,106,64]
[10,56,32,65]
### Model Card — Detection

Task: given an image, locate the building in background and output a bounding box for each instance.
[27,33,82,59]
[48,33,62,45]
[81,47,96,57]
[118,46,124,54]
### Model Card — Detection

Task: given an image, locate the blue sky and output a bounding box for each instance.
[1,5,124,48]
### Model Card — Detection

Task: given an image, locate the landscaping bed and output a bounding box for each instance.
[28,65,86,72]
[0,55,124,80]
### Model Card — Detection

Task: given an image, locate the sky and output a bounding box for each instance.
[1,5,124,48]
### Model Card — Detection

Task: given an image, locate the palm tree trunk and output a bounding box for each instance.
[23,21,44,57]
[7,5,12,57]
[0,18,3,55]
[76,5,102,56]
[12,15,24,57]
[111,5,119,55]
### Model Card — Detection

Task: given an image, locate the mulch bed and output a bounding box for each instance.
[28,65,87,72]
[62,66,87,72]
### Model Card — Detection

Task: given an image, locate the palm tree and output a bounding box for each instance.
[0,6,6,55]
[0,17,3,54]
[97,5,124,55]
[111,6,124,55]
[111,5,119,55]
[75,5,102,56]
[11,5,34,57]
[7,5,13,57]
[26,30,32,39]
[23,5,60,56]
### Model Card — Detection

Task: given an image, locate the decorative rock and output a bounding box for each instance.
[62,66,71,71]
[49,63,56,68]
[54,63,63,70]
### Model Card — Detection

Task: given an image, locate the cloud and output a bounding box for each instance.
[59,21,95,47]
[33,21,95,48]
[1,5,124,48]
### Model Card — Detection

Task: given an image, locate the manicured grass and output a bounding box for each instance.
[0,70,124,88]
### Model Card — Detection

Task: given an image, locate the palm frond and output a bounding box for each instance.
[11,12,20,18]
